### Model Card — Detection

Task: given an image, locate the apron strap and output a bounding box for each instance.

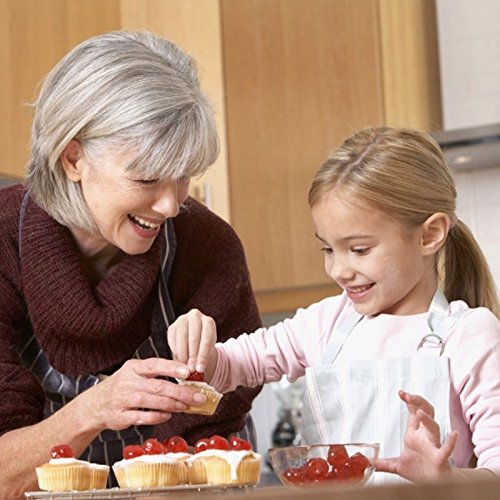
[321,309,363,365]
[321,288,464,365]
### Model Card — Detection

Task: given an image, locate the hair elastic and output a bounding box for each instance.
[449,215,458,230]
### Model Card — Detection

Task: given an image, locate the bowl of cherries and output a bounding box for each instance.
[268,443,379,488]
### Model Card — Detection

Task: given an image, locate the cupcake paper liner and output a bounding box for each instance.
[183,384,222,416]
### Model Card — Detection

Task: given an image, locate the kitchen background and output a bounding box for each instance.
[1,0,499,469]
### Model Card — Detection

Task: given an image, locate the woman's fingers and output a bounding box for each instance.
[89,358,212,430]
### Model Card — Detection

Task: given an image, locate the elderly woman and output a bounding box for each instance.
[0,31,261,496]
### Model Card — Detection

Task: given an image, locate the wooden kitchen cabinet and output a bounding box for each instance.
[1,0,441,313]
[0,0,120,180]
[221,0,441,311]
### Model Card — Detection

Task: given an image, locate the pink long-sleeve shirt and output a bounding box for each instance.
[212,293,500,472]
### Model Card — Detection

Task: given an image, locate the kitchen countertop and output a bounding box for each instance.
[25,473,500,500]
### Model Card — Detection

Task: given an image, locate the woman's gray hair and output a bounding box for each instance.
[26,30,219,233]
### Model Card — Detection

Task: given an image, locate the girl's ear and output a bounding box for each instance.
[421,212,451,255]
[60,140,83,182]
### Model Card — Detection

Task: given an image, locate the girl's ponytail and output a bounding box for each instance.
[442,220,499,318]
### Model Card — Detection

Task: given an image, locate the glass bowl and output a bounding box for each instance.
[268,443,379,488]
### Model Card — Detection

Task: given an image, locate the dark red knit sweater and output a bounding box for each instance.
[0,184,262,444]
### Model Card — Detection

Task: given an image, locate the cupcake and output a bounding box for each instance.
[36,444,109,492]
[112,438,180,488]
[186,435,261,486]
[179,371,222,416]
[162,436,193,484]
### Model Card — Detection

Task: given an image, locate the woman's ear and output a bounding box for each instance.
[421,212,450,255]
[60,140,83,182]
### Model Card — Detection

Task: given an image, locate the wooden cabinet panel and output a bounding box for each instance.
[378,0,442,130]
[0,0,120,179]
[221,0,384,293]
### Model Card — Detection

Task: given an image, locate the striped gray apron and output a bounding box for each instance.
[16,193,177,485]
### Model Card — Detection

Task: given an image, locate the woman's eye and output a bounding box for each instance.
[136,179,159,185]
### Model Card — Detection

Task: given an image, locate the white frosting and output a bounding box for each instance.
[48,458,86,465]
[177,380,212,390]
[113,454,179,469]
[187,450,260,481]
[164,452,192,461]
[47,458,108,470]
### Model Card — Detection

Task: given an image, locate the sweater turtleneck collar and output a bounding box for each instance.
[19,195,164,375]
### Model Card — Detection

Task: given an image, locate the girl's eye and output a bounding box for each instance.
[352,247,369,255]
[321,247,333,255]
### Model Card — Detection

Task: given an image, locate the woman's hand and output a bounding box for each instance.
[82,358,207,431]
[375,390,458,482]
[167,308,218,377]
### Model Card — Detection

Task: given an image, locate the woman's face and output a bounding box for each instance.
[63,143,190,256]
[311,191,438,316]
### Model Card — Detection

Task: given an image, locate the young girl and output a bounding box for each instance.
[168,126,500,483]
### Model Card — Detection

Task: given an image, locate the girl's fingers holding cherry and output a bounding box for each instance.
[194,315,216,373]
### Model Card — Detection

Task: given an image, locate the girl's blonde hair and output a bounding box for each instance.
[308,126,499,317]
[26,30,219,234]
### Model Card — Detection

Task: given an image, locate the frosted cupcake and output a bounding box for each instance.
[112,439,180,488]
[187,435,261,486]
[178,371,222,416]
[36,444,109,492]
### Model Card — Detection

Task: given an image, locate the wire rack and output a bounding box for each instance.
[25,484,256,499]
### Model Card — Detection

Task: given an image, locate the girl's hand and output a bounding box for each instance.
[167,308,217,375]
[82,358,207,430]
[375,390,458,482]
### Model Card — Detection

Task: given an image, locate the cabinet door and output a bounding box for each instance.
[0,0,120,179]
[221,0,384,301]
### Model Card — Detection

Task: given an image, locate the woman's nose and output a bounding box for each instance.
[152,180,179,218]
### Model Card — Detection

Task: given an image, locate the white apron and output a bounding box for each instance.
[300,289,468,484]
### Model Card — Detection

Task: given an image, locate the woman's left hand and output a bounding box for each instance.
[375,390,458,482]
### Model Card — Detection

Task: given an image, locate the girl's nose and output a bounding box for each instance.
[152,180,179,218]
[327,256,355,283]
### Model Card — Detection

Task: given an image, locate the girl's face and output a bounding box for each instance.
[311,191,438,316]
[65,145,190,256]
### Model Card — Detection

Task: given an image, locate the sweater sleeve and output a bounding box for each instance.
[0,197,45,436]
[154,198,263,444]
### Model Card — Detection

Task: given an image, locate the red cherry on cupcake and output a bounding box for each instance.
[142,438,165,455]
[208,435,230,451]
[186,371,204,382]
[164,436,189,453]
[122,444,145,460]
[50,444,74,459]
[229,436,252,451]
[194,438,210,453]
